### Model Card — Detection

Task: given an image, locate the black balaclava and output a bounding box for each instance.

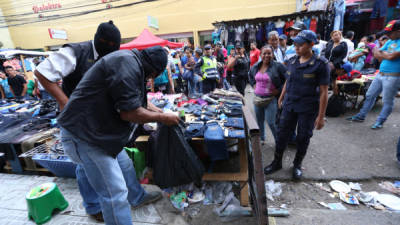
[140,46,168,78]
[94,20,121,57]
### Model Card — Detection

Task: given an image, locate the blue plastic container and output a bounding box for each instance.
[32,154,77,178]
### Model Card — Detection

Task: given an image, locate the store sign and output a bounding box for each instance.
[32,2,62,13]
[48,28,68,40]
[147,15,159,30]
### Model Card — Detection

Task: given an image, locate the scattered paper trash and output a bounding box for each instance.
[319,202,329,208]
[314,183,331,192]
[170,191,189,210]
[356,192,388,210]
[265,180,283,201]
[214,192,251,221]
[356,192,374,204]
[280,204,287,209]
[375,194,400,211]
[339,192,359,205]
[327,203,347,210]
[379,181,400,195]
[348,182,362,191]
[329,180,351,193]
[267,208,289,217]
[319,201,347,210]
[188,191,205,204]
[186,205,201,217]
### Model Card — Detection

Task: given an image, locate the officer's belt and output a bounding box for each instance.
[380,72,400,77]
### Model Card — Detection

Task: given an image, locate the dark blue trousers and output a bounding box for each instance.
[275,108,318,166]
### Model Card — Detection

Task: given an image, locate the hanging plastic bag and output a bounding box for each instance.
[148,122,205,189]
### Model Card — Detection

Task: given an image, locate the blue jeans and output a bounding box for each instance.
[188,74,203,96]
[334,9,344,30]
[254,98,278,142]
[356,73,400,123]
[60,127,146,225]
[222,77,231,90]
[40,90,53,100]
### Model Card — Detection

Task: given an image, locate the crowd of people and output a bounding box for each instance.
[0,17,399,225]
[154,19,400,180]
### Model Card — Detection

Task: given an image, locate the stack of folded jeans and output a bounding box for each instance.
[185,122,205,138]
[224,117,245,139]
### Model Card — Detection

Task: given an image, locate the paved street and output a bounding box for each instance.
[244,85,400,225]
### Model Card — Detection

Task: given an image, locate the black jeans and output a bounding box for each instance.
[202,79,217,94]
[233,76,247,96]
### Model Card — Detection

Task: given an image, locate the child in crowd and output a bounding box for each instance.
[348,42,368,71]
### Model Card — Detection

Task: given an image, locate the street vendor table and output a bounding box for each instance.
[337,75,375,109]
[136,135,249,204]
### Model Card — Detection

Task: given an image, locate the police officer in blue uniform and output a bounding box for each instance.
[264,30,330,180]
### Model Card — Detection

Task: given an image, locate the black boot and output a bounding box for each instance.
[292,153,305,181]
[292,167,302,180]
[264,153,283,175]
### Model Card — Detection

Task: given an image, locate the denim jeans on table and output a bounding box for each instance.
[356,73,400,124]
[60,127,146,225]
[40,90,54,100]
[254,98,278,142]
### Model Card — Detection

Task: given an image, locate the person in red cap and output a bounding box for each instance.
[347,20,400,130]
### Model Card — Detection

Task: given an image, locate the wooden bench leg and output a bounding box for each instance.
[240,181,249,206]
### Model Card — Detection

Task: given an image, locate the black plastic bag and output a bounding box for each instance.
[326,94,346,117]
[148,123,205,189]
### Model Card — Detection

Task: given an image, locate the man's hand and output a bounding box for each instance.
[314,116,325,130]
[160,113,180,126]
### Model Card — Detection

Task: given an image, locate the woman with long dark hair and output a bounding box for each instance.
[248,45,286,145]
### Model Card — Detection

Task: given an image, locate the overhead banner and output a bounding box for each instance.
[48,28,68,40]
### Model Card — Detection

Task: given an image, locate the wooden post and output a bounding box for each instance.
[19,55,27,74]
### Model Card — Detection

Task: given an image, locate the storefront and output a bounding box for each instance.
[0,0,297,50]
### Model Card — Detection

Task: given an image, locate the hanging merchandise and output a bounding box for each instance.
[212,29,221,44]
[256,24,264,45]
[248,25,257,43]
[265,21,276,38]
[242,27,249,47]
[148,123,205,188]
[309,16,318,32]
[220,27,229,46]
[387,0,398,22]
[228,27,236,45]
[235,27,242,43]
[370,0,389,33]
[333,0,346,31]
[275,19,285,35]
[304,16,311,29]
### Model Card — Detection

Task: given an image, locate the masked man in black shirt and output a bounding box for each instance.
[58,46,180,225]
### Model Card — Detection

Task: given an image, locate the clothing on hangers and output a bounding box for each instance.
[309,17,318,32]
[275,20,285,35]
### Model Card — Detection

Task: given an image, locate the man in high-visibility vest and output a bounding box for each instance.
[194,44,219,94]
